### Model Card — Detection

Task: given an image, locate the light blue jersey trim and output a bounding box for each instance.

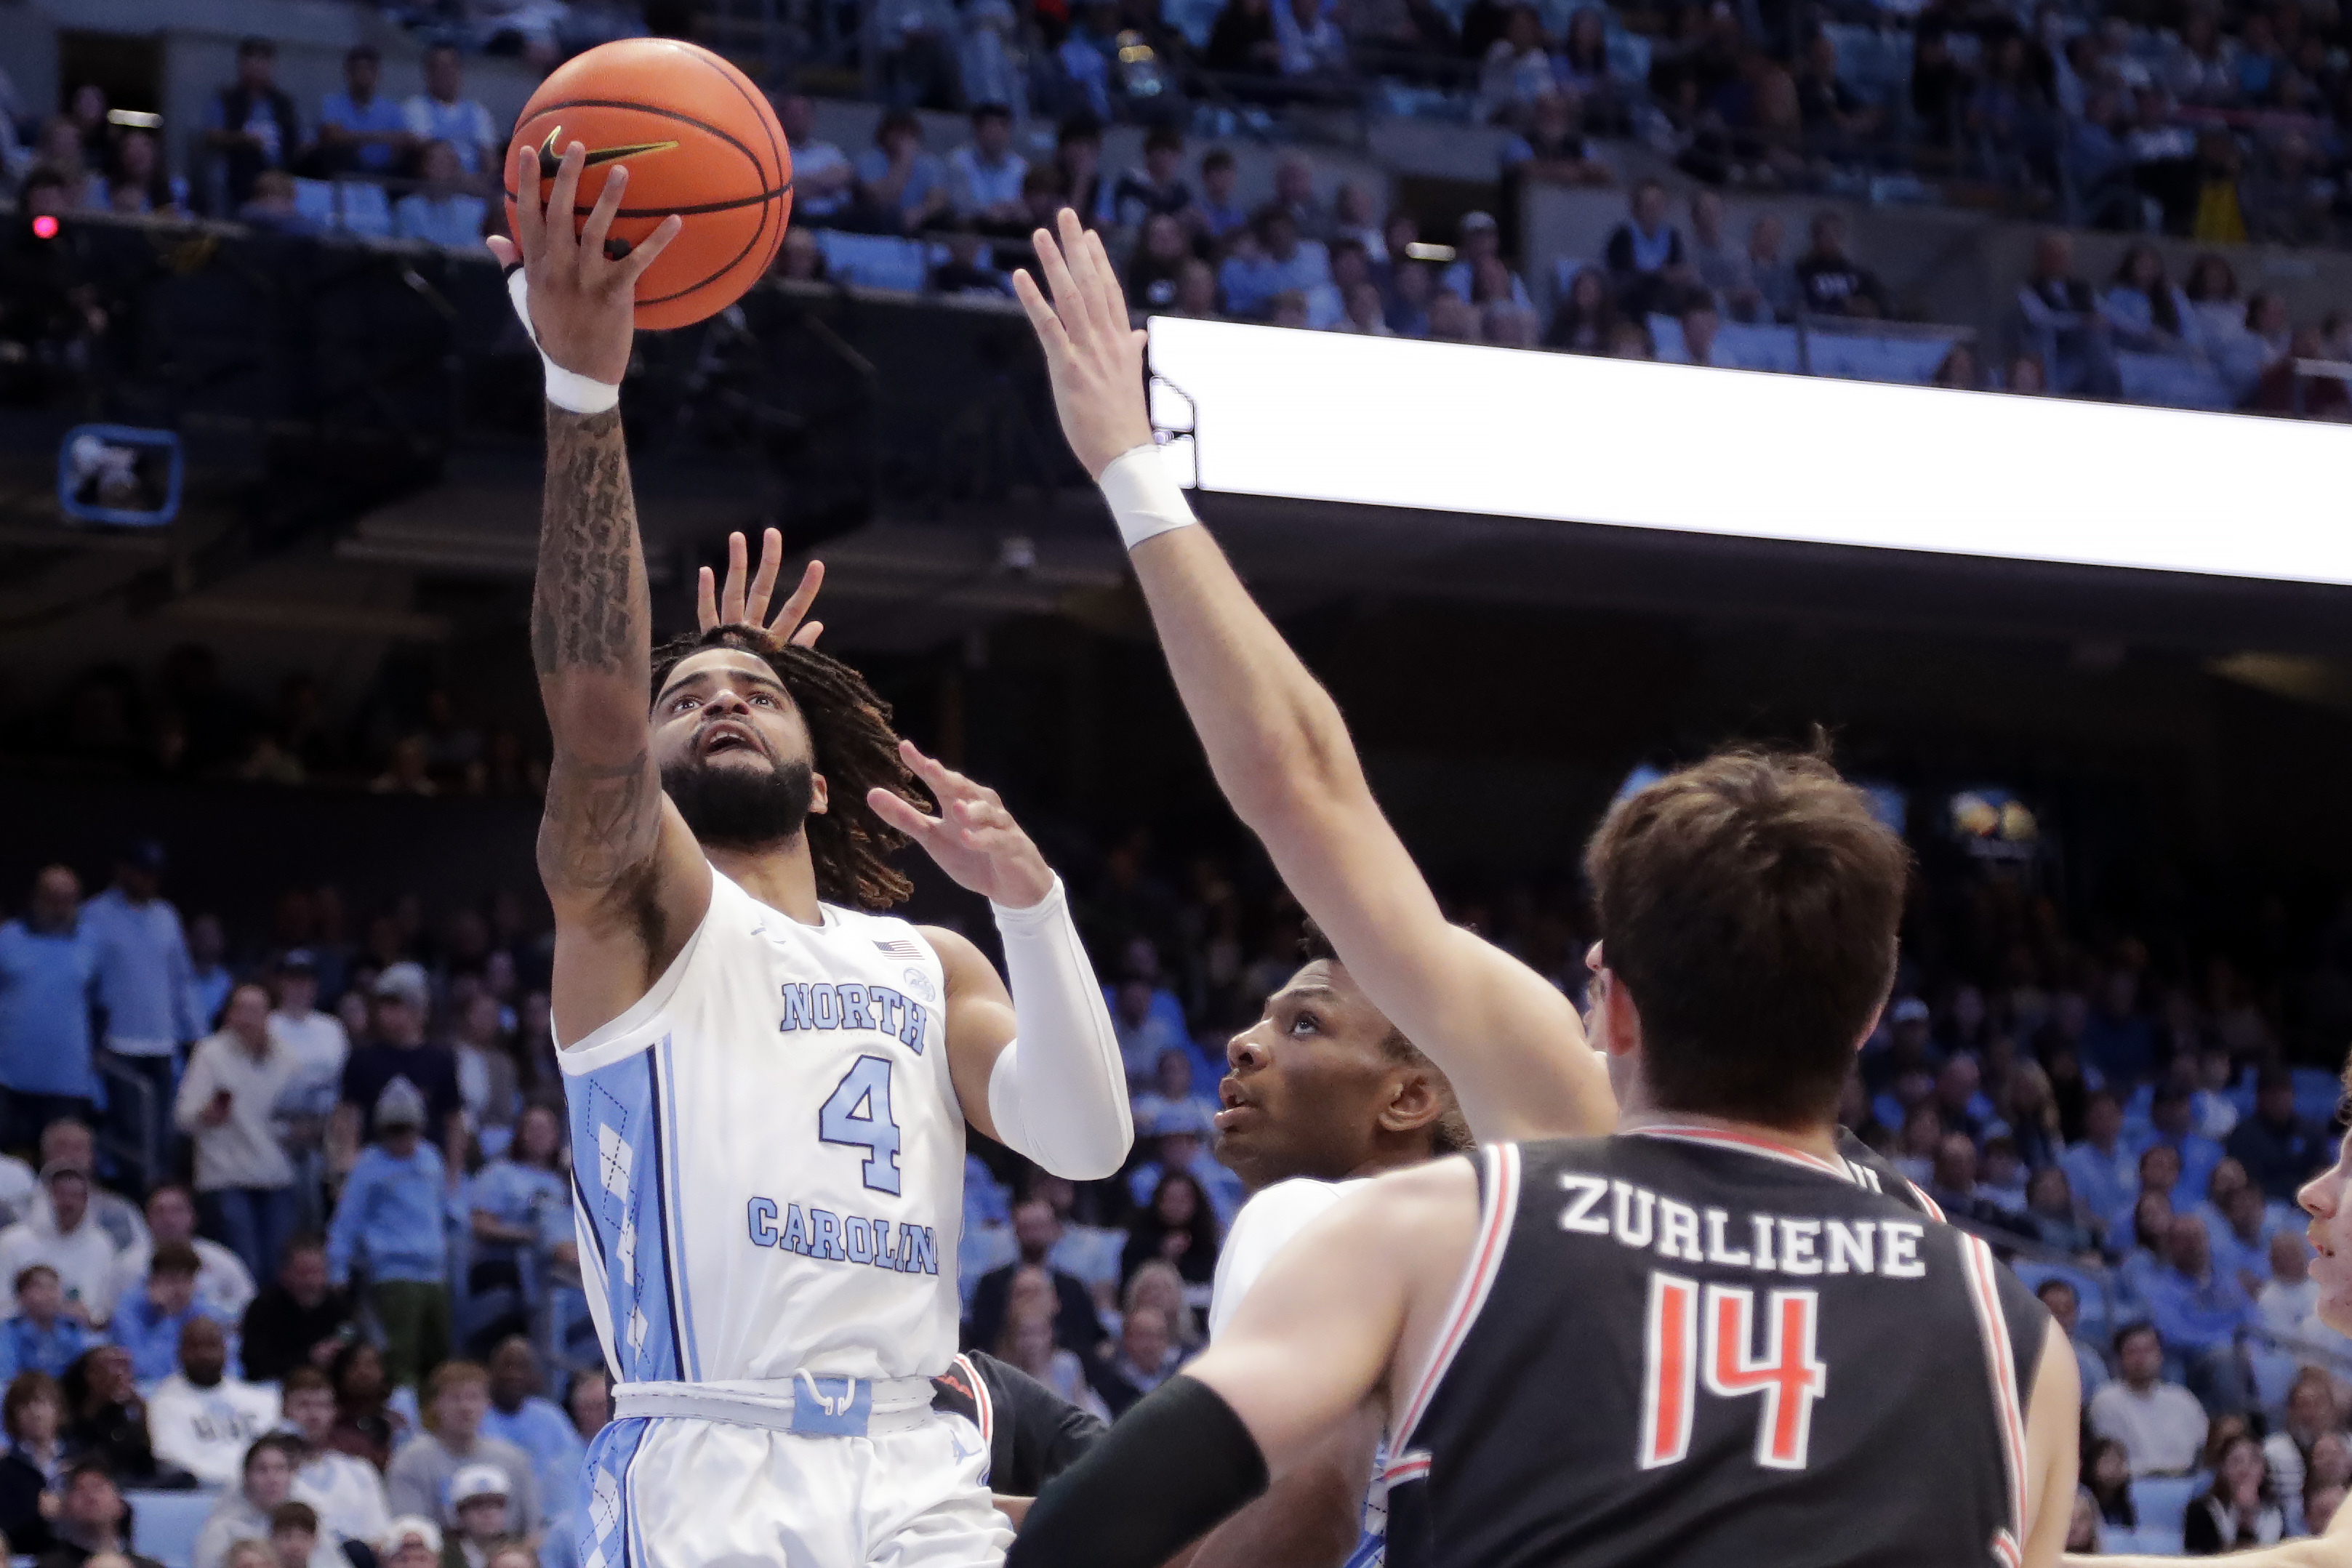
[566,1051,686,1383]
[653,1037,702,1383]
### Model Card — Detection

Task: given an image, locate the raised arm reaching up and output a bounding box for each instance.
[487,141,705,1045]
[1010,210,1611,1143]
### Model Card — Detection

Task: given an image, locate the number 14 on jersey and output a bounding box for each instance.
[1638,1271,1827,1471]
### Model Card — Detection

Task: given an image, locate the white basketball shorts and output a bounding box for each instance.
[577,1384,1010,1568]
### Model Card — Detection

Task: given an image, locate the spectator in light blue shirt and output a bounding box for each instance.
[326,1080,449,1390]
[852,110,950,235]
[81,840,199,1181]
[1218,206,1330,320]
[0,1264,92,1383]
[2063,1089,2139,1232]
[1192,148,1248,241]
[0,867,100,1148]
[318,45,412,177]
[481,1335,584,1529]
[109,1242,235,1384]
[2134,1082,2225,1208]
[403,44,499,182]
[946,103,1029,230]
[395,140,487,250]
[2141,1212,2257,1410]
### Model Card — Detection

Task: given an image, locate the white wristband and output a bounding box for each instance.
[1097,442,1200,551]
[505,267,621,416]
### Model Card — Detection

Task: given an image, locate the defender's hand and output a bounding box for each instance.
[696,528,825,646]
[867,741,1055,909]
[485,140,682,387]
[1012,207,1155,480]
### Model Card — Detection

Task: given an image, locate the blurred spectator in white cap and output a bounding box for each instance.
[377,1515,442,1568]
[444,1462,511,1568]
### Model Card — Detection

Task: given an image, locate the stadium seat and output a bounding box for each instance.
[2116,350,2231,410]
[292,178,342,231]
[336,179,396,240]
[128,1487,221,1568]
[2129,1474,2196,1534]
[1803,331,1959,385]
[814,230,931,293]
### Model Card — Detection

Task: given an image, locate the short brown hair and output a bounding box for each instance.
[270,1501,320,1535]
[3,1372,59,1441]
[1585,747,1909,1130]
[149,1242,201,1279]
[281,1367,332,1398]
[422,1360,489,1430]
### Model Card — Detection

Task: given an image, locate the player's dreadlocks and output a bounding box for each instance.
[1299,917,1476,1154]
[649,624,934,911]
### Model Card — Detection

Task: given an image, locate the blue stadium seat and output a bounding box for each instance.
[2116,351,2231,410]
[1803,331,1957,385]
[128,1487,222,1568]
[2130,1474,2196,1534]
[292,178,342,231]
[815,230,930,293]
[336,179,396,239]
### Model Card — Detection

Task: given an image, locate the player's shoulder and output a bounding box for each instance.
[1232,1177,1353,1242]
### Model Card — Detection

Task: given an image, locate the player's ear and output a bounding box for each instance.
[808,769,830,816]
[1378,1064,1445,1137]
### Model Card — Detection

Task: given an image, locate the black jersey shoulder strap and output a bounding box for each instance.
[1392,1143,1524,1452]
[1949,1228,2046,1568]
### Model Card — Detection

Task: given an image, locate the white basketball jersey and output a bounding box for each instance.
[558,869,966,1386]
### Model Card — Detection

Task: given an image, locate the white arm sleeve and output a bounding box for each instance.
[983,877,1134,1179]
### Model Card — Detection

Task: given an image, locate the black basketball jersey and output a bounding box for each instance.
[1396,1130,2048,1568]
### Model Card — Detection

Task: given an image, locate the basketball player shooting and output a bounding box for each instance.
[490,146,1132,1568]
[1008,212,2081,1568]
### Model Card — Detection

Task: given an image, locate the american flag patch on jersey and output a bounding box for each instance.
[874,937,924,957]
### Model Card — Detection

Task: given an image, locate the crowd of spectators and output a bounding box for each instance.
[10,7,2352,419]
[0,839,604,1566]
[0,39,506,246]
[12,756,2352,1558]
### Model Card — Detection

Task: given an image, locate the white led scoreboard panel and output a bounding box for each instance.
[1142,315,2352,588]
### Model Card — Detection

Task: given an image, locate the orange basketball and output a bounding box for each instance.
[505,39,792,331]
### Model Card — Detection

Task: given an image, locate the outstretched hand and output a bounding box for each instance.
[697,527,824,646]
[1011,207,1156,480]
[486,140,682,387]
[867,741,1056,910]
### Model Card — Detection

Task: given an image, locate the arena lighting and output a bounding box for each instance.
[31,214,57,239]
[1143,315,2352,587]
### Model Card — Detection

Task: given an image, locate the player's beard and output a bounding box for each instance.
[661,752,816,850]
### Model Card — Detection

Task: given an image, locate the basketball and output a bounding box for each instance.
[505,39,792,331]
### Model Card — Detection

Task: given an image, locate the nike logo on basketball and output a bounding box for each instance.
[537,125,683,177]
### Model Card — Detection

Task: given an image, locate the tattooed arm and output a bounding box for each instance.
[491,141,704,1045]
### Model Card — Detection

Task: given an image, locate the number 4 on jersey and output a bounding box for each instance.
[1638,1272,1826,1471]
[819,1056,902,1195]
